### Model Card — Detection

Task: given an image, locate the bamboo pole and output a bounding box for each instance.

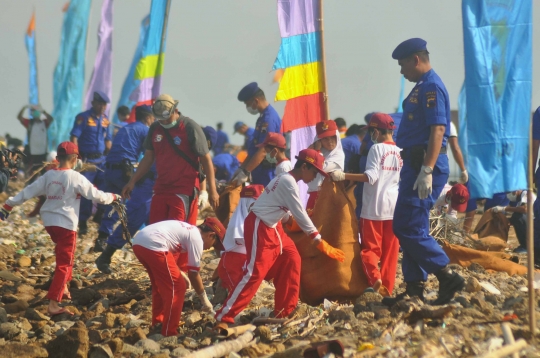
[318,0,330,120]
[527,108,536,343]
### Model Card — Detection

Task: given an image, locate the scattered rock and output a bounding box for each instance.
[171,346,190,357]
[0,322,20,339]
[184,311,201,326]
[17,256,32,267]
[106,337,123,355]
[89,344,113,358]
[465,277,482,293]
[101,312,116,328]
[2,342,48,358]
[0,307,8,323]
[124,327,146,345]
[135,338,161,353]
[45,321,89,358]
[4,300,29,314]
[125,319,145,329]
[88,329,101,344]
[121,343,144,356]
[24,308,49,321]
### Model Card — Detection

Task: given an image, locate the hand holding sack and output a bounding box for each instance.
[316,239,346,262]
[231,168,249,186]
[330,170,346,182]
[413,165,433,199]
[0,204,12,220]
[492,206,506,214]
[198,291,214,313]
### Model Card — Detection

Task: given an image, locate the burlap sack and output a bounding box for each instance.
[286,179,369,305]
[473,210,510,241]
[215,185,242,227]
[470,236,508,252]
[442,241,527,276]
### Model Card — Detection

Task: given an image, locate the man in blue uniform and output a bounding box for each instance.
[231,83,282,186]
[213,153,240,182]
[233,121,255,150]
[384,38,464,306]
[214,122,230,155]
[92,105,155,252]
[70,91,112,235]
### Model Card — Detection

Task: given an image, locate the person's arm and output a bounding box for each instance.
[6,175,47,207]
[188,271,205,294]
[70,115,85,144]
[122,150,155,199]
[448,137,465,172]
[43,110,54,126]
[503,204,527,214]
[242,147,266,172]
[200,154,218,209]
[17,106,30,125]
[75,172,117,204]
[70,136,78,145]
[424,125,445,168]
[105,140,112,152]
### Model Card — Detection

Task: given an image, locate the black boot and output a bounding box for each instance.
[79,220,88,235]
[95,245,117,274]
[432,266,465,305]
[382,281,425,307]
[93,232,108,253]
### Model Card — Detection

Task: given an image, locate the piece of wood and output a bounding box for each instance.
[527,115,536,343]
[477,339,527,358]
[184,330,254,358]
[251,317,287,326]
[501,322,519,358]
[217,324,255,338]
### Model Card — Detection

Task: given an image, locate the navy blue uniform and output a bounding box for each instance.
[341,135,361,172]
[214,130,229,155]
[393,69,451,283]
[213,153,240,182]
[70,109,111,222]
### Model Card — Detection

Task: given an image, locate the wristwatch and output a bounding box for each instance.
[423,166,433,175]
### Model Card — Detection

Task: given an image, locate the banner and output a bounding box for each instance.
[49,0,92,149]
[25,12,39,107]
[84,0,113,115]
[461,0,532,198]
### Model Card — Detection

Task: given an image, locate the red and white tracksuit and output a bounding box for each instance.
[216,173,320,324]
[149,194,198,225]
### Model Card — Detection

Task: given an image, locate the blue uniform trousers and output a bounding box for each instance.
[98,168,129,235]
[393,155,450,282]
[80,157,106,222]
[106,177,154,249]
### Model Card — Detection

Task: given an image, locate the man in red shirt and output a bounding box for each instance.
[122,94,219,224]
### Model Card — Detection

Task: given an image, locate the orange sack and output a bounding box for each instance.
[473,210,510,241]
[215,185,242,227]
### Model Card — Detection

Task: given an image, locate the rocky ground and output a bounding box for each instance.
[0,183,539,357]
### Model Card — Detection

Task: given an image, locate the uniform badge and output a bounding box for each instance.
[155,134,162,142]
[76,116,83,125]
[174,136,181,145]
[261,123,269,133]
[426,91,437,108]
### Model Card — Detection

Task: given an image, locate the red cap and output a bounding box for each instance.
[240,184,264,199]
[295,149,328,178]
[57,141,80,158]
[369,113,396,130]
[446,183,470,213]
[316,120,338,139]
[203,217,226,250]
[256,132,286,149]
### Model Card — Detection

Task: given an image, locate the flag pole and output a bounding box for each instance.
[157,0,172,76]
[318,0,330,120]
[527,111,536,343]
[33,9,40,104]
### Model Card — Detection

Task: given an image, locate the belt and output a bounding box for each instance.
[81,153,103,159]
[401,146,446,159]
[105,163,125,170]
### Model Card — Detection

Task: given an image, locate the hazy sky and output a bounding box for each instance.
[1,1,540,145]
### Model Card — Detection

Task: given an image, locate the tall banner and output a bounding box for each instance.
[113,15,150,124]
[461,0,532,198]
[49,0,92,149]
[273,0,326,204]
[25,12,39,107]
[84,0,113,115]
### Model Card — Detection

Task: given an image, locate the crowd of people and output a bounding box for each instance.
[0,37,538,337]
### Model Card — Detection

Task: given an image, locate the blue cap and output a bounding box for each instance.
[237,82,259,102]
[93,91,110,103]
[203,126,218,150]
[392,38,428,60]
[233,121,245,133]
[135,104,152,115]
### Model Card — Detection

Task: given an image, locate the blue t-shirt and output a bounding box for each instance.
[70,109,112,154]
[213,153,240,182]
[213,130,229,155]
[341,135,361,172]
[106,121,149,163]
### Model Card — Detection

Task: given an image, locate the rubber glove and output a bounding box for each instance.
[316,239,346,262]
[198,291,214,313]
[112,194,123,203]
[492,206,506,214]
[198,190,209,208]
[459,170,468,184]
[413,166,433,200]
[330,170,346,182]
[0,204,12,221]
[231,168,249,186]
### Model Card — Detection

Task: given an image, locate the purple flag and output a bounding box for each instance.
[277,0,320,38]
[84,0,113,113]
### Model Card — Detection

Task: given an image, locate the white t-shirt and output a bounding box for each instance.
[29,120,48,155]
[222,197,256,254]
[132,220,203,271]
[7,168,114,231]
[515,190,536,206]
[360,142,402,221]
[449,122,458,138]
[433,183,458,220]
[251,173,320,240]
[275,159,293,176]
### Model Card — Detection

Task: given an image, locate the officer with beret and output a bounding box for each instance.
[384,38,464,307]
[70,91,112,235]
[92,105,156,253]
[231,82,282,186]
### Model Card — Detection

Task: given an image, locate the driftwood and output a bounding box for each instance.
[251,317,288,326]
[185,330,255,358]
[216,324,255,338]
[501,323,519,358]
[477,339,527,358]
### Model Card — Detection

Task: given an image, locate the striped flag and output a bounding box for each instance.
[25,11,39,107]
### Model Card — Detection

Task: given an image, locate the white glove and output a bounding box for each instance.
[330,170,346,182]
[492,206,506,214]
[198,190,208,208]
[198,291,214,313]
[73,159,83,171]
[231,168,249,186]
[459,170,468,184]
[112,194,122,203]
[180,271,191,290]
[413,166,433,200]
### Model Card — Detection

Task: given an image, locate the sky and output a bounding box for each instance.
[1,0,540,146]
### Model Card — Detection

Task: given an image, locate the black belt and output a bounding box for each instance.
[81,153,103,159]
[105,163,124,170]
[401,146,446,159]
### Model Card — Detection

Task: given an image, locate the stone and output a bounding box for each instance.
[471,292,488,311]
[106,337,123,355]
[122,343,144,355]
[88,329,102,344]
[45,321,89,358]
[89,344,113,358]
[101,312,116,328]
[90,302,106,316]
[328,309,354,323]
[153,353,171,358]
[184,311,201,326]
[56,320,76,330]
[135,338,161,353]
[183,337,198,349]
[116,314,130,327]
[75,288,101,306]
[17,256,32,267]
[465,277,482,293]
[124,327,147,345]
[4,300,29,314]
[0,322,20,339]
[171,347,190,357]
[255,326,272,343]
[19,317,32,331]
[36,324,53,337]
[148,333,165,341]
[125,319,145,329]
[25,308,49,321]
[0,307,8,323]
[2,342,48,358]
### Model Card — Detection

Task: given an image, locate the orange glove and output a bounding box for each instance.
[316,239,345,262]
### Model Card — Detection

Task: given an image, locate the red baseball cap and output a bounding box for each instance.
[256,132,286,149]
[446,183,470,213]
[203,217,226,250]
[241,184,264,199]
[57,141,80,158]
[295,149,328,178]
[369,113,396,130]
[316,120,338,139]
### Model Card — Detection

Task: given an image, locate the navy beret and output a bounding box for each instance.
[237,82,260,102]
[392,38,428,60]
[203,126,218,150]
[93,91,110,103]
[135,104,152,115]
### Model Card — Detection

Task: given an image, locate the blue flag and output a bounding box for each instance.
[461,0,532,199]
[397,75,405,113]
[25,12,39,107]
[49,0,92,150]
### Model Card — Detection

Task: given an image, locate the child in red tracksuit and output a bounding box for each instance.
[215,149,346,331]
[331,113,402,294]
[0,142,120,316]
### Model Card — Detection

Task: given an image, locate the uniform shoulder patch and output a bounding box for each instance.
[76,116,84,125]
[426,91,437,108]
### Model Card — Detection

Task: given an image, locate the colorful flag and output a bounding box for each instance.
[273,0,326,204]
[25,11,39,107]
[49,0,92,149]
[461,0,532,198]
[84,0,113,115]
[397,76,405,113]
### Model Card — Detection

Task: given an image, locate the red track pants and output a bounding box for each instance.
[218,251,247,291]
[45,226,77,302]
[215,212,301,324]
[149,193,198,225]
[359,218,399,294]
[133,245,187,336]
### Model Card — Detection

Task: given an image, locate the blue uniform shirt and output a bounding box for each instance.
[214,130,230,155]
[106,121,149,164]
[396,69,450,149]
[70,109,112,154]
[247,104,282,185]
[213,153,240,182]
[244,127,255,149]
[341,135,361,171]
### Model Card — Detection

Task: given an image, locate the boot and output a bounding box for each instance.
[382,281,425,307]
[432,266,465,305]
[78,220,88,235]
[95,245,117,274]
[93,232,108,253]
